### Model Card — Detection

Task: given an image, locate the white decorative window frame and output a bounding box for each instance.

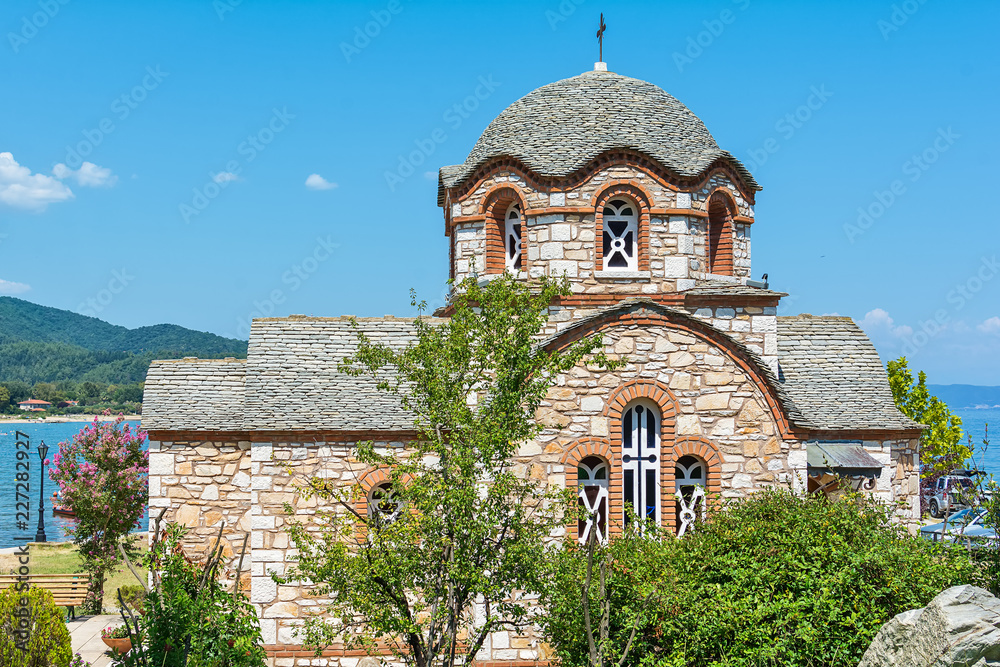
[577,456,610,545]
[504,203,522,272]
[621,399,661,526]
[601,198,639,272]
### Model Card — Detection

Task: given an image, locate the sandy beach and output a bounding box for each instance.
[0,414,139,424]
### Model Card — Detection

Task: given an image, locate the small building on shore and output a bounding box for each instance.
[142,62,923,664]
[18,399,52,412]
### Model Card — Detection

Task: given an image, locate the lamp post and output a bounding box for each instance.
[35,440,48,543]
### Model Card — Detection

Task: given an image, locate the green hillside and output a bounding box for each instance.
[0,296,247,386]
[0,296,246,355]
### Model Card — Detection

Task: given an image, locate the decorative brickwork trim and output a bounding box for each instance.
[355,467,393,517]
[560,437,617,466]
[593,182,653,272]
[601,380,679,532]
[668,436,723,529]
[707,190,736,277]
[683,294,782,308]
[481,185,528,275]
[445,150,757,210]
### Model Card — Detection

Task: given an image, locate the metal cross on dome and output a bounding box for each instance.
[596,13,607,62]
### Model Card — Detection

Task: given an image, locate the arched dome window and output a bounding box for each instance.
[622,400,660,525]
[707,194,735,276]
[577,455,609,545]
[602,199,638,271]
[505,203,522,272]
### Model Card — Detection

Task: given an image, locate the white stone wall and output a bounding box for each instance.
[684,305,778,375]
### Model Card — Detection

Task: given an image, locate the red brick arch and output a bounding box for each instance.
[355,467,392,517]
[593,181,653,272]
[480,185,529,275]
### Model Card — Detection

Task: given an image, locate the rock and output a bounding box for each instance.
[859,585,1000,667]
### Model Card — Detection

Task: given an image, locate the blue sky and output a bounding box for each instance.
[0,0,997,385]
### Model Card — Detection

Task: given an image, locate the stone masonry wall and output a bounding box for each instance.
[148,439,253,589]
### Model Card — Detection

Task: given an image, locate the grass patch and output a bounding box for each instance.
[0,535,148,612]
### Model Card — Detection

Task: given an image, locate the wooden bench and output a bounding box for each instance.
[0,573,91,620]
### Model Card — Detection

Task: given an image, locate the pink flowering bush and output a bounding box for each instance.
[49,413,148,612]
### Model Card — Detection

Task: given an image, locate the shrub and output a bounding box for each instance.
[115,522,265,667]
[542,489,982,667]
[0,584,73,667]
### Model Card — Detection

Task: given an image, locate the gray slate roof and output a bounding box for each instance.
[142,358,246,431]
[683,281,787,299]
[242,316,438,432]
[142,311,920,436]
[776,315,922,431]
[439,70,759,196]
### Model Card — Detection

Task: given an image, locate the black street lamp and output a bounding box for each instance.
[35,440,48,543]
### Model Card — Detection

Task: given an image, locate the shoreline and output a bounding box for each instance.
[0,414,140,424]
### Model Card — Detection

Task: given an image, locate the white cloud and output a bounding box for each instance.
[0,152,74,211]
[53,161,117,187]
[977,316,1000,335]
[213,171,241,184]
[424,171,437,180]
[305,173,337,191]
[0,279,30,295]
[859,308,913,338]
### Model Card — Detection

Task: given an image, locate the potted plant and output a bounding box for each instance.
[101,625,132,653]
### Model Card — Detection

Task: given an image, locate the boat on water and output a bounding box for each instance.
[51,491,76,518]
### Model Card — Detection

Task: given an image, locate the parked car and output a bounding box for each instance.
[927,474,979,518]
[920,508,996,546]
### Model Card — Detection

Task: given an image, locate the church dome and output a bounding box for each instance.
[440,69,758,191]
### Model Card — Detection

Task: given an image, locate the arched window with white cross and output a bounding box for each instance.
[505,203,522,271]
[602,198,638,271]
[675,455,707,536]
[368,482,402,525]
[576,455,609,545]
[621,400,660,526]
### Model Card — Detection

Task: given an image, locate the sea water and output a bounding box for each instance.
[958,407,1000,478]
[0,420,147,549]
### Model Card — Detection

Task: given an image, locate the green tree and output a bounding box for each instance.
[0,385,9,408]
[79,381,102,404]
[48,416,148,612]
[278,274,619,667]
[887,356,967,474]
[32,381,57,402]
[3,380,31,403]
[112,383,144,404]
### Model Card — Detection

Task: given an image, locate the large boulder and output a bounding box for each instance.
[859,585,1000,667]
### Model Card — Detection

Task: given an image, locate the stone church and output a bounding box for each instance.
[143,63,923,664]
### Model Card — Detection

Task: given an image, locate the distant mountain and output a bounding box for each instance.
[927,384,1000,410]
[0,297,247,384]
